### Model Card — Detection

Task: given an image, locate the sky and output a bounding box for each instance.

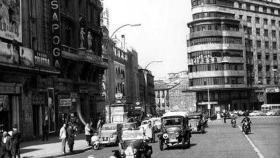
[103,0,192,79]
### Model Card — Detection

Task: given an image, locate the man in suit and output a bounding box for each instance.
[11,127,21,158]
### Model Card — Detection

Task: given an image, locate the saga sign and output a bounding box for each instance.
[50,0,61,65]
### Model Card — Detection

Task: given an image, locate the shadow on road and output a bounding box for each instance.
[164,143,197,150]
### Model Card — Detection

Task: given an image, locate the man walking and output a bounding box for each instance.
[1,131,12,158]
[11,127,21,158]
[67,124,75,153]
[59,124,67,154]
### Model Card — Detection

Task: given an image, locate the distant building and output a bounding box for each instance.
[139,69,156,115]
[154,80,170,113]
[187,0,280,115]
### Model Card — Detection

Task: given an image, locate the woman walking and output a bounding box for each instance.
[84,123,92,146]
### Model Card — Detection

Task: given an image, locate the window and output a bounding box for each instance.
[266,65,270,71]
[272,20,276,26]
[257,53,261,60]
[239,2,242,9]
[273,54,277,60]
[255,17,260,23]
[273,42,277,49]
[265,41,269,49]
[264,29,268,37]
[258,65,262,71]
[247,27,252,35]
[255,5,259,11]
[257,40,261,48]
[239,15,243,19]
[279,21,280,27]
[256,28,260,36]
[272,30,276,38]
[266,54,270,60]
[263,7,267,13]
[246,3,250,10]
[247,16,251,22]
[271,8,275,14]
[264,18,268,25]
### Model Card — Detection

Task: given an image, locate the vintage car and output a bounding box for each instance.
[100,123,120,145]
[116,129,152,158]
[188,112,205,134]
[158,111,191,150]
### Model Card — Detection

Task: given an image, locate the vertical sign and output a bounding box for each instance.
[50,0,61,68]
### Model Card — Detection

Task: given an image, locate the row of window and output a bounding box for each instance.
[242,15,280,26]
[190,23,239,33]
[257,52,278,60]
[192,0,233,7]
[257,64,278,72]
[193,12,234,20]
[187,37,242,46]
[188,50,243,59]
[189,76,244,86]
[197,91,248,102]
[237,2,280,16]
[246,27,280,39]
[113,47,128,61]
[189,63,244,72]
[255,40,278,49]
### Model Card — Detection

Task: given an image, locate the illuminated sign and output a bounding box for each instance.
[50,0,61,67]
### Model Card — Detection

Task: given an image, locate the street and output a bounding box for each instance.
[58,117,280,158]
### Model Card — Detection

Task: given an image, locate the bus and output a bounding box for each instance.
[261,104,280,112]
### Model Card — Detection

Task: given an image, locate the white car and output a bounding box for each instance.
[249,111,265,116]
[266,110,280,116]
[99,123,119,145]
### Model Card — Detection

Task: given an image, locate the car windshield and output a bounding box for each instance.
[123,123,135,129]
[102,125,116,130]
[162,117,182,126]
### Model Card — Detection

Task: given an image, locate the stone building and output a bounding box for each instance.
[154,80,170,113]
[0,0,105,139]
[187,0,280,115]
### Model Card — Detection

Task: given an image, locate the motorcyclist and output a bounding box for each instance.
[241,116,252,132]
[231,116,236,127]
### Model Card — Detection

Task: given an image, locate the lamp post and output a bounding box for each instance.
[143,61,163,115]
[110,24,141,38]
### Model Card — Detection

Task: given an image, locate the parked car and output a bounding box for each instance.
[249,110,265,116]
[266,109,280,116]
[158,111,191,150]
[100,123,120,145]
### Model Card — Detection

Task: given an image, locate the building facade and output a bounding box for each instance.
[187,0,280,115]
[139,69,155,115]
[154,80,170,113]
[0,0,106,139]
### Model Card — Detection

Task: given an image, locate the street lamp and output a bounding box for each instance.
[142,61,163,116]
[110,24,141,38]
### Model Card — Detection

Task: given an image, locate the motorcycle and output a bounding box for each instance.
[242,121,250,135]
[231,118,236,128]
[91,134,100,150]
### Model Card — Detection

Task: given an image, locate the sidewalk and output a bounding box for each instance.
[21,134,91,158]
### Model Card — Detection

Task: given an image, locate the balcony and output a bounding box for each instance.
[189,30,242,39]
[61,45,108,68]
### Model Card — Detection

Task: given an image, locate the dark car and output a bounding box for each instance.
[158,111,191,150]
[115,129,152,158]
[188,112,206,134]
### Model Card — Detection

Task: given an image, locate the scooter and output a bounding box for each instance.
[242,122,250,135]
[91,133,100,150]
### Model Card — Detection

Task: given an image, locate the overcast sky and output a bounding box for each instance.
[104,0,192,79]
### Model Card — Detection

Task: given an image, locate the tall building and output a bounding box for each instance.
[0,0,106,139]
[187,0,280,115]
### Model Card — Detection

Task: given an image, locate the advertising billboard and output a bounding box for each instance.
[0,0,22,42]
[19,46,34,66]
[0,41,19,64]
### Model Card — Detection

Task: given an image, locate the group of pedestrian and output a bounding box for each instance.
[59,123,77,155]
[0,127,21,158]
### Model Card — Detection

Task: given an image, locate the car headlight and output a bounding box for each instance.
[163,133,168,139]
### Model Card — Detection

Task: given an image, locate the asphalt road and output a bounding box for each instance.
[58,116,280,158]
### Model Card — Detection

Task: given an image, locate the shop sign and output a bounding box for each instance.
[0,41,19,64]
[19,47,34,67]
[59,98,72,107]
[50,0,61,67]
[191,55,217,64]
[0,0,22,42]
[34,52,50,66]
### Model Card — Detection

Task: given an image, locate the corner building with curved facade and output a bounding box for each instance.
[187,0,280,114]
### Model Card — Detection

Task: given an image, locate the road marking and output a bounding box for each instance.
[238,125,264,158]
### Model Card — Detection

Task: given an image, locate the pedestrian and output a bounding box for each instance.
[67,124,75,153]
[145,121,154,143]
[42,119,49,141]
[96,117,103,134]
[59,123,67,154]
[85,123,92,146]
[11,127,21,158]
[1,131,12,158]
[223,112,227,123]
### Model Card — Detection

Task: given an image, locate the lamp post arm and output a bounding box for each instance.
[110,24,131,38]
[144,61,163,69]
